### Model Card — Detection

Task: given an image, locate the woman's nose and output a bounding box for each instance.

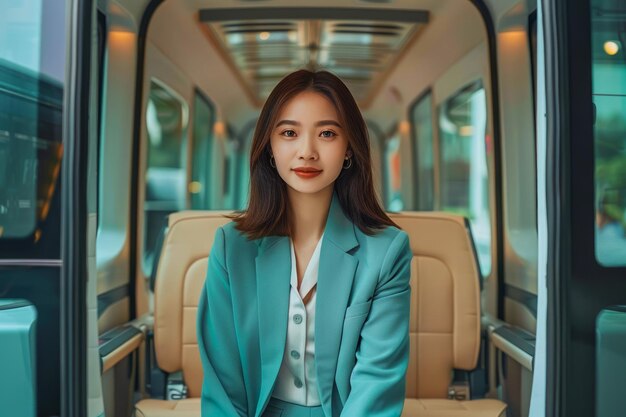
[297,135,317,160]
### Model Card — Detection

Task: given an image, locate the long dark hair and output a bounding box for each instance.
[229,69,399,239]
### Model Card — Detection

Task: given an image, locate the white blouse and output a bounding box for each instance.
[271,233,324,406]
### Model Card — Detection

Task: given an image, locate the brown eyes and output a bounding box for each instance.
[279,129,337,139]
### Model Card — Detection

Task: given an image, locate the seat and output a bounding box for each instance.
[137,210,506,417]
[387,212,507,417]
[135,211,232,417]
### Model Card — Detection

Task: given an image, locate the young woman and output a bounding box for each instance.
[196,69,413,417]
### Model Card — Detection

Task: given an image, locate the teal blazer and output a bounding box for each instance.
[197,191,412,417]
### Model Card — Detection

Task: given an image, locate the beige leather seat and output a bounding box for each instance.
[135,211,232,417]
[388,212,507,417]
[136,210,506,417]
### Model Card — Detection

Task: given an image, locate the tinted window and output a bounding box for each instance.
[385,133,403,211]
[410,91,435,210]
[438,81,492,276]
[190,90,216,209]
[0,0,66,258]
[529,11,537,115]
[591,0,626,267]
[143,79,189,275]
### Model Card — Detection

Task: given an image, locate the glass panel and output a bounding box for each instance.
[591,0,626,267]
[191,90,215,209]
[143,79,189,275]
[530,11,537,118]
[0,1,66,416]
[238,127,254,209]
[385,134,403,211]
[410,92,435,210]
[438,81,492,276]
[0,0,65,259]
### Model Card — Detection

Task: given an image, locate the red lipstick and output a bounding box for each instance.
[292,167,322,178]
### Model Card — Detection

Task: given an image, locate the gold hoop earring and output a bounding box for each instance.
[343,157,352,169]
[270,155,276,168]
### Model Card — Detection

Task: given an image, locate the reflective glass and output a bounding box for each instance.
[0,2,66,415]
[591,2,626,267]
[438,81,492,276]
[143,80,189,275]
[385,134,403,211]
[410,92,435,210]
[191,91,216,209]
[0,0,65,258]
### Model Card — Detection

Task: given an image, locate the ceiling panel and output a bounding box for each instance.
[198,9,429,107]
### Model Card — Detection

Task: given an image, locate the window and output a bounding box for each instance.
[529,10,537,116]
[0,0,66,259]
[94,11,106,217]
[385,133,403,211]
[410,91,435,211]
[190,89,216,209]
[591,0,626,267]
[143,79,189,275]
[237,125,255,209]
[438,81,492,276]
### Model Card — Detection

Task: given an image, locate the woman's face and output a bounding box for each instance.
[270,90,351,196]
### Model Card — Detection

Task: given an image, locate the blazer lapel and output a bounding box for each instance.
[255,235,291,417]
[254,191,359,417]
[315,191,359,416]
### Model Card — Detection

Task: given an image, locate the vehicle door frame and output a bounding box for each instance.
[542,0,626,416]
[61,0,94,415]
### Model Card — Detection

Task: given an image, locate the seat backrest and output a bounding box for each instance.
[387,212,481,399]
[153,210,481,400]
[153,210,232,398]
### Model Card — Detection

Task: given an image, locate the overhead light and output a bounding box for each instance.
[604,40,620,56]
[460,125,474,136]
[214,121,225,136]
[399,120,410,135]
[188,182,203,194]
[259,31,270,40]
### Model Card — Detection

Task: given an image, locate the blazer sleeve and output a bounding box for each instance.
[340,230,412,417]
[196,226,248,417]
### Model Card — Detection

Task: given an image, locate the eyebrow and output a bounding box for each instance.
[275,119,342,129]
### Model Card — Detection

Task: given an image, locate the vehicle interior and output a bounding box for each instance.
[91,0,539,416]
[0,0,542,416]
[6,0,626,416]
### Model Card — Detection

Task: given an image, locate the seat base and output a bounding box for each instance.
[402,398,507,417]
[135,398,200,417]
[135,395,506,417]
